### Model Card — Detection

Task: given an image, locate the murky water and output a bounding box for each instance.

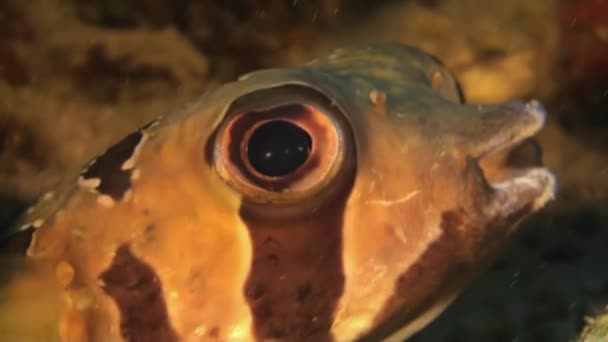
[1,0,607,341]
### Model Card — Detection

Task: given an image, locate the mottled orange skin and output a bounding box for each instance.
[1,44,554,342]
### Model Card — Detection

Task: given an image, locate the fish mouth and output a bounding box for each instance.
[476,100,556,216]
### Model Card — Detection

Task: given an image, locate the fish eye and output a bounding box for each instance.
[212,85,354,204]
[246,119,312,178]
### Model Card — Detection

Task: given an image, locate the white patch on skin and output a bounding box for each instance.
[121,159,136,170]
[71,227,86,239]
[367,180,376,194]
[525,100,547,127]
[78,177,101,189]
[131,168,141,181]
[83,158,97,172]
[383,291,461,342]
[430,70,443,87]
[122,190,133,202]
[18,223,31,231]
[431,152,447,172]
[42,191,54,201]
[32,218,44,228]
[193,325,207,337]
[488,168,556,216]
[533,172,557,210]
[365,190,420,206]
[148,117,163,129]
[390,224,408,245]
[121,133,148,170]
[227,324,248,339]
[26,230,39,256]
[332,314,378,340]
[369,89,387,107]
[97,195,115,207]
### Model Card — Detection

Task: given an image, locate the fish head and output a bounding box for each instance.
[2,44,555,342]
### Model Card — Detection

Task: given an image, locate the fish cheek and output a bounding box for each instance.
[346,209,469,341]
[364,202,536,341]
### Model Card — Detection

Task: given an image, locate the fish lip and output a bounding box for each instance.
[476,99,547,160]
[486,167,556,216]
[476,99,556,215]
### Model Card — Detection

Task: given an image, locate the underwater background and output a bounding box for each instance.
[0,0,607,341]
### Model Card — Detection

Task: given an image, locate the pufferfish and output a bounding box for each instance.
[0,43,555,342]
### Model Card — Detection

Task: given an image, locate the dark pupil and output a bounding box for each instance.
[246,120,312,177]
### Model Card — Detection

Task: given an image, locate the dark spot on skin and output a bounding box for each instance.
[262,236,281,248]
[240,188,352,341]
[139,224,157,244]
[247,283,267,300]
[265,253,279,266]
[296,283,312,301]
[208,326,220,338]
[0,225,34,255]
[99,244,178,342]
[81,129,143,200]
